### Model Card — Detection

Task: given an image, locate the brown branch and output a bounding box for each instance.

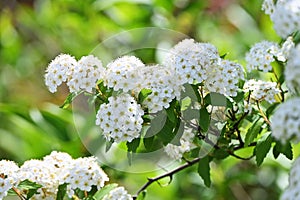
[132,157,202,199]
[256,102,271,126]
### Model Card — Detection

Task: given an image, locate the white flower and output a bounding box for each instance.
[45,54,77,93]
[205,59,244,97]
[163,39,219,85]
[0,178,13,199]
[281,156,300,200]
[271,98,300,144]
[264,0,300,38]
[277,36,295,62]
[243,79,280,104]
[104,56,145,92]
[96,94,144,143]
[245,41,280,72]
[68,55,104,93]
[164,129,195,160]
[103,186,133,200]
[285,44,300,94]
[136,65,182,113]
[0,160,20,185]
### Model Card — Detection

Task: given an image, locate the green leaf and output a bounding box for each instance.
[213,148,229,160]
[156,118,177,145]
[143,135,154,150]
[105,140,113,152]
[127,138,140,153]
[199,108,210,133]
[60,92,80,109]
[56,184,67,200]
[13,180,42,199]
[93,184,118,200]
[273,141,293,160]
[197,156,211,187]
[138,88,152,103]
[255,134,273,166]
[244,118,263,147]
[204,92,232,108]
[166,99,178,123]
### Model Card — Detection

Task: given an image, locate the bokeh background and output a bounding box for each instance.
[0,0,292,199]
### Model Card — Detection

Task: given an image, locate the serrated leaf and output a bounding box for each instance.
[244,118,263,147]
[273,141,293,160]
[197,156,211,187]
[60,92,80,109]
[199,108,210,133]
[255,134,273,166]
[93,184,118,200]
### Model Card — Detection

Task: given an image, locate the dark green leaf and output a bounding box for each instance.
[255,134,273,166]
[93,184,118,200]
[170,120,184,146]
[244,118,263,147]
[13,180,42,199]
[273,141,293,160]
[199,108,210,133]
[143,135,154,150]
[105,140,113,152]
[138,88,152,103]
[197,156,211,187]
[127,138,140,153]
[156,118,177,145]
[213,148,229,160]
[166,100,178,123]
[56,184,67,200]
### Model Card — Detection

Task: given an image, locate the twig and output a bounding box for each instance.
[256,102,271,126]
[132,157,202,199]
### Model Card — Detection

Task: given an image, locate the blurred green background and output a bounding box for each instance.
[0,0,291,199]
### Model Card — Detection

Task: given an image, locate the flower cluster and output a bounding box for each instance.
[164,129,195,160]
[96,94,144,143]
[163,39,219,85]
[137,65,182,113]
[104,56,145,92]
[0,151,109,199]
[262,0,300,38]
[205,59,244,97]
[281,156,300,200]
[243,79,280,104]
[285,44,300,94]
[45,54,104,93]
[103,186,133,200]
[271,98,300,144]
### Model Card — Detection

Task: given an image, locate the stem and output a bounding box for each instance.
[12,187,26,200]
[132,157,202,199]
[256,102,271,126]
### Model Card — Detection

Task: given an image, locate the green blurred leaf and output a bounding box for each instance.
[213,148,229,160]
[93,184,118,200]
[197,156,211,187]
[204,92,232,108]
[60,92,80,109]
[56,183,67,200]
[138,88,152,104]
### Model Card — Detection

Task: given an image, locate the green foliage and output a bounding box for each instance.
[255,134,273,166]
[197,156,211,187]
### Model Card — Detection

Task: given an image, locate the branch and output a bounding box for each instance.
[132,157,202,199]
[256,102,271,126]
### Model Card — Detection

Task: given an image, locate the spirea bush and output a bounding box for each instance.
[2,0,300,199]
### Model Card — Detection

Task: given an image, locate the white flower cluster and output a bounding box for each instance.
[103,186,133,200]
[205,59,244,97]
[262,0,300,38]
[281,156,300,200]
[285,44,300,94]
[45,54,104,93]
[163,39,219,85]
[0,151,109,200]
[271,98,300,144]
[243,79,280,104]
[164,39,244,97]
[96,94,144,143]
[138,65,182,113]
[0,160,19,199]
[164,129,195,160]
[245,41,281,72]
[104,56,145,92]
